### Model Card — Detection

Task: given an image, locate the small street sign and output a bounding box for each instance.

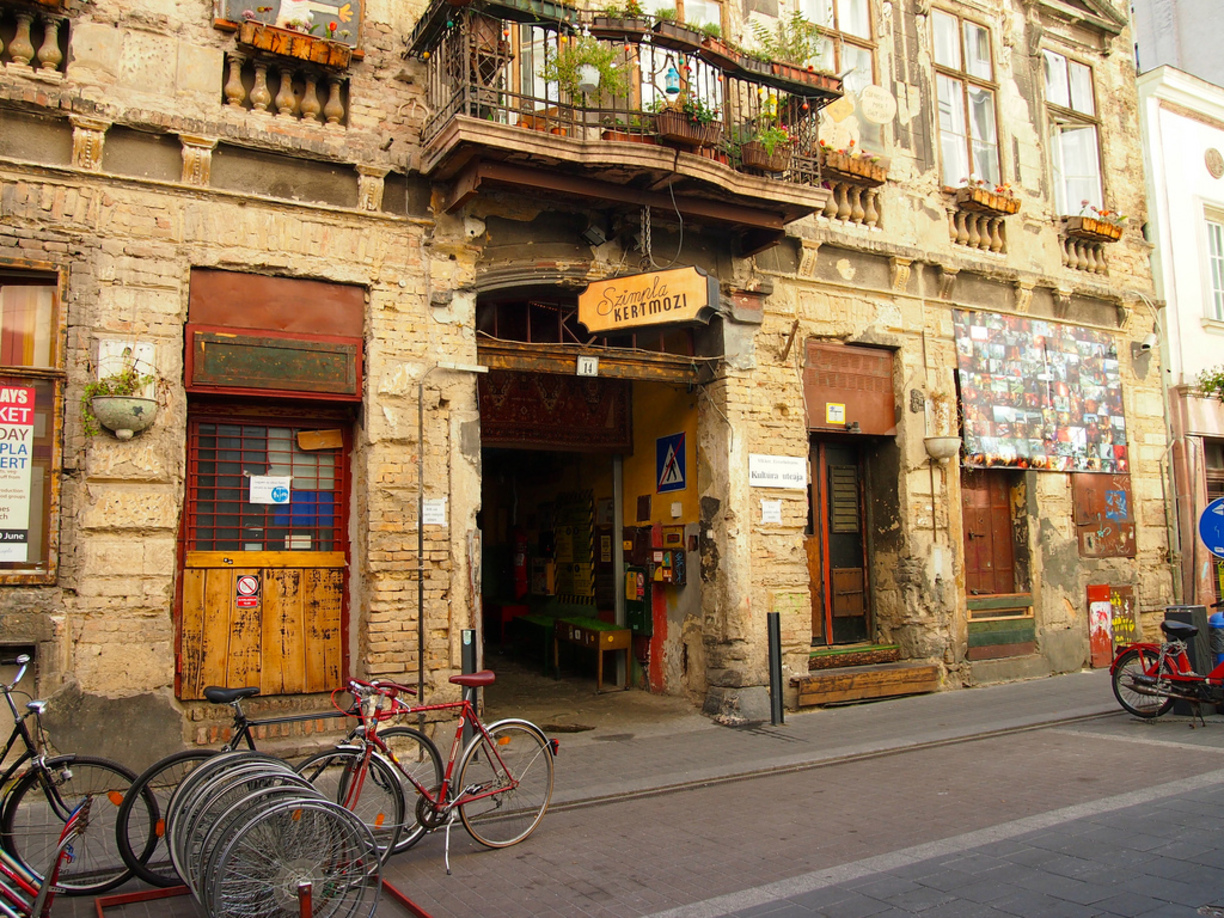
[1198,497,1224,560]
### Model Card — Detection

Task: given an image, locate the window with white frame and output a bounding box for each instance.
[801,0,881,148]
[1044,49,1102,215]
[932,8,999,188]
[1208,215,1224,321]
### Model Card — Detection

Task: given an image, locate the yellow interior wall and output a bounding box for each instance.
[623,381,699,528]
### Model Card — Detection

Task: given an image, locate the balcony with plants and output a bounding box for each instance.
[405,0,843,254]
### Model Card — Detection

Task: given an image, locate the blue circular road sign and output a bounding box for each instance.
[1198,497,1224,559]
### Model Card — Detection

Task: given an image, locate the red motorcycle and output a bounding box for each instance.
[1110,604,1224,720]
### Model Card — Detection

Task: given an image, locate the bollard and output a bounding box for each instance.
[462,628,477,748]
[767,612,783,725]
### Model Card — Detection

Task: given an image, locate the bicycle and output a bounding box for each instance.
[115,683,351,888]
[1110,601,1224,722]
[1,797,91,917]
[296,670,557,872]
[0,654,152,895]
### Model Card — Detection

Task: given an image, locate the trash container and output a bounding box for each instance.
[1211,612,1224,670]
[1166,605,1209,715]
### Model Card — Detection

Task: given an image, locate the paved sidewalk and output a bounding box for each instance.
[545,668,1117,807]
[79,669,1126,918]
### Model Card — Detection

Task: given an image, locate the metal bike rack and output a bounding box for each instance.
[163,751,382,918]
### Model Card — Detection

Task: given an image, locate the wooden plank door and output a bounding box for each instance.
[961,469,1015,595]
[177,418,348,700]
[808,442,870,646]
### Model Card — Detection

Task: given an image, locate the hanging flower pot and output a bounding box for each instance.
[90,396,159,440]
[577,63,601,95]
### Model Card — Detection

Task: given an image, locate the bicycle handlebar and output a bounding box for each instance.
[2,653,30,693]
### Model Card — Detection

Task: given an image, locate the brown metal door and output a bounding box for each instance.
[177,418,349,699]
[961,469,1015,595]
[808,442,870,646]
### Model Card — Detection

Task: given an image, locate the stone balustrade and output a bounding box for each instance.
[1062,235,1109,274]
[223,54,348,126]
[819,178,882,228]
[948,208,1007,253]
[1,8,67,75]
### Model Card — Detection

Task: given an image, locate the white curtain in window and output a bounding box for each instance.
[932,10,959,69]
[1208,219,1224,321]
[1051,122,1102,214]
[938,73,969,185]
[837,0,871,39]
[967,85,999,184]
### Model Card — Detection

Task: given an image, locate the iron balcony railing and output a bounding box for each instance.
[407,0,842,186]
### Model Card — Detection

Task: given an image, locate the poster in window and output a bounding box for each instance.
[0,386,35,561]
[953,310,1127,473]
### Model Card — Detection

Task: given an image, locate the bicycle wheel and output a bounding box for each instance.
[0,754,149,895]
[457,719,554,848]
[295,748,405,859]
[209,798,380,918]
[377,727,443,853]
[118,750,217,887]
[1112,647,1176,718]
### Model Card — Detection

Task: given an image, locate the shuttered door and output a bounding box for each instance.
[177,419,348,699]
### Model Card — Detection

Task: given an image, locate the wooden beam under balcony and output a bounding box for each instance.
[425,116,831,256]
[477,340,711,384]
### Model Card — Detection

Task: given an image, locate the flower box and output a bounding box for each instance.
[740,140,791,173]
[819,149,886,186]
[651,20,703,52]
[699,37,741,72]
[955,185,1020,216]
[589,15,652,40]
[237,20,353,69]
[1063,215,1123,242]
[601,129,658,145]
[769,61,841,93]
[739,55,773,77]
[655,109,720,147]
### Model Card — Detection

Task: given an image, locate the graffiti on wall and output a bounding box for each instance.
[952,310,1127,473]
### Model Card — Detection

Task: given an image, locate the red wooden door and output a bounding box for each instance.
[961,470,1015,596]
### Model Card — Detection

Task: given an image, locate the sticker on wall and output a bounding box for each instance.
[657,433,686,493]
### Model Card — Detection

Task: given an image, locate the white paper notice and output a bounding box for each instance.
[249,475,292,505]
[423,498,448,526]
[761,499,783,524]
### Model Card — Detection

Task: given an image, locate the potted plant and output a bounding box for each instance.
[738,121,793,172]
[750,10,821,77]
[652,95,721,147]
[601,115,657,143]
[82,355,161,440]
[1063,202,1126,242]
[955,177,1020,216]
[590,0,652,40]
[651,7,703,51]
[540,34,630,104]
[698,23,741,73]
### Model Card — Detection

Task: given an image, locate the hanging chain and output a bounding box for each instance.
[640,204,653,267]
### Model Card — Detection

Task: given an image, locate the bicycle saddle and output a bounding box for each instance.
[450,671,496,688]
[1160,619,1198,639]
[203,685,261,703]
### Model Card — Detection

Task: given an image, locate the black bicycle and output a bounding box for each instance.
[115,684,352,887]
[0,654,153,895]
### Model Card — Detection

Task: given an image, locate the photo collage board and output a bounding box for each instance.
[952,310,1127,473]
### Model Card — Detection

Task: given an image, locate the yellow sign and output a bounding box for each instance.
[578,267,718,334]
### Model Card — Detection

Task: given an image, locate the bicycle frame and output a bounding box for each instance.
[1111,639,1224,685]
[373,696,510,813]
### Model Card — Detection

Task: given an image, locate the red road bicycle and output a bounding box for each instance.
[1110,603,1224,720]
[296,671,558,871]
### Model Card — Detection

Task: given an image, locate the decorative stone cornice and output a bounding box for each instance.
[69,115,109,171]
[180,134,218,186]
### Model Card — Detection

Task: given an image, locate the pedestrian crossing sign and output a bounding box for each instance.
[657,433,686,493]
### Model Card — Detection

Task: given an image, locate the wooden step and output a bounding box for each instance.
[792,662,941,707]
[808,644,900,670]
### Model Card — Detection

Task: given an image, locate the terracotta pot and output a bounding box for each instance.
[699,37,741,72]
